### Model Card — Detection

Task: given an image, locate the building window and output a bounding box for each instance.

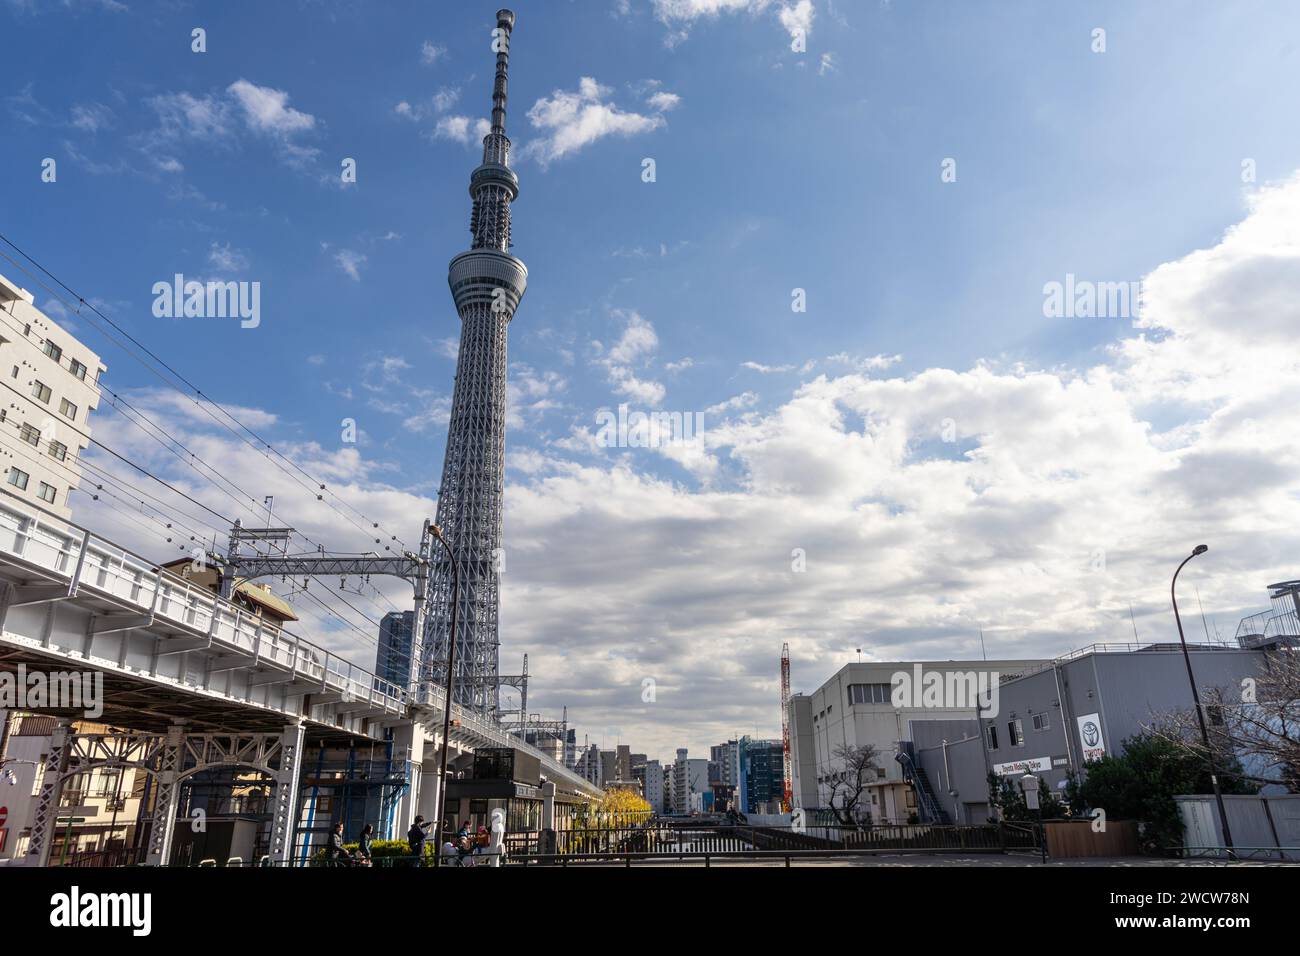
[69,359,88,381]
[986,724,999,751]
[1032,713,1049,731]
[20,423,40,447]
[9,366,16,378]
[7,467,29,490]
[847,683,892,705]
[59,397,77,420]
[48,440,67,461]
[32,381,51,404]
[43,341,62,363]
[38,482,57,504]
[1008,719,1024,747]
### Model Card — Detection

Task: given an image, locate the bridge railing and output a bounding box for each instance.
[0,496,406,715]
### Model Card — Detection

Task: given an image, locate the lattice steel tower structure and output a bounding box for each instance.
[424,9,527,716]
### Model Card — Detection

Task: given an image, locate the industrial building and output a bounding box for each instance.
[910,640,1278,824]
[787,658,1044,824]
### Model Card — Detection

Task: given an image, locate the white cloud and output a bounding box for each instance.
[433,114,491,145]
[646,91,682,113]
[779,0,814,40]
[227,79,315,135]
[207,241,249,274]
[520,77,672,166]
[707,391,758,414]
[594,310,667,405]
[147,91,234,142]
[420,40,446,65]
[741,361,794,374]
[70,102,114,132]
[333,249,367,281]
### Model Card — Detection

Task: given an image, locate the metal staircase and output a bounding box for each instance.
[895,744,951,825]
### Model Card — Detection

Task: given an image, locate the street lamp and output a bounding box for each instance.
[1171,544,1235,860]
[428,522,460,869]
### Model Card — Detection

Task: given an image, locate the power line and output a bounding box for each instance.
[0,237,409,550]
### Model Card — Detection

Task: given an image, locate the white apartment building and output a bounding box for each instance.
[0,272,105,520]
[789,658,1044,824]
[644,759,666,815]
[671,749,708,815]
[0,715,147,865]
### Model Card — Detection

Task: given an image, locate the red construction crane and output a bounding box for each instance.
[780,642,793,811]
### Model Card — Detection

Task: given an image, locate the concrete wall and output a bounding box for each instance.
[910,718,991,824]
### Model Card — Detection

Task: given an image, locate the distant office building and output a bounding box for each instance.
[575,745,602,787]
[710,739,739,788]
[672,749,709,815]
[375,611,415,688]
[743,739,785,815]
[645,760,666,815]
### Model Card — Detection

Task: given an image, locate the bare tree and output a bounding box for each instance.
[823,743,880,828]
[1154,648,1300,790]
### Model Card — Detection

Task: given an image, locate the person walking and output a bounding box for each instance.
[356,823,374,866]
[325,822,347,867]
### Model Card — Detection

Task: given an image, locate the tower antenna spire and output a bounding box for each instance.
[490,9,514,137]
[426,9,528,718]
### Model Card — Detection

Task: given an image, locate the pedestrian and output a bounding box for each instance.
[326,822,347,867]
[408,815,432,861]
[356,823,374,865]
[475,825,490,855]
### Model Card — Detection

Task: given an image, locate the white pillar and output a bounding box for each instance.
[391,722,424,836]
[541,780,556,831]
[268,723,305,866]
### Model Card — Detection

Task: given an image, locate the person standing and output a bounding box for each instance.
[408,815,432,862]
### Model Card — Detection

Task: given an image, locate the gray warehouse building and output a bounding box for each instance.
[910,642,1272,823]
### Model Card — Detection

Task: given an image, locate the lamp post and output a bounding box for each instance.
[1171,544,1235,860]
[429,523,459,869]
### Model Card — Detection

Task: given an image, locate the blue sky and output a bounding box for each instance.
[6,0,1300,757]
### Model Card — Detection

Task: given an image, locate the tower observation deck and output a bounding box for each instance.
[425,9,527,716]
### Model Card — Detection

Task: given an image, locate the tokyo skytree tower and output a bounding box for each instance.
[424,9,527,716]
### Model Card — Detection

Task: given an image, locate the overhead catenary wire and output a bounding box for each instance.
[0,236,409,550]
[0,238,417,648]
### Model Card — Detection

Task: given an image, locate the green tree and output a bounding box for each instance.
[987,773,1067,822]
[1071,731,1254,855]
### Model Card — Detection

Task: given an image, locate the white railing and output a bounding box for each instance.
[0,496,406,715]
[0,494,599,794]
